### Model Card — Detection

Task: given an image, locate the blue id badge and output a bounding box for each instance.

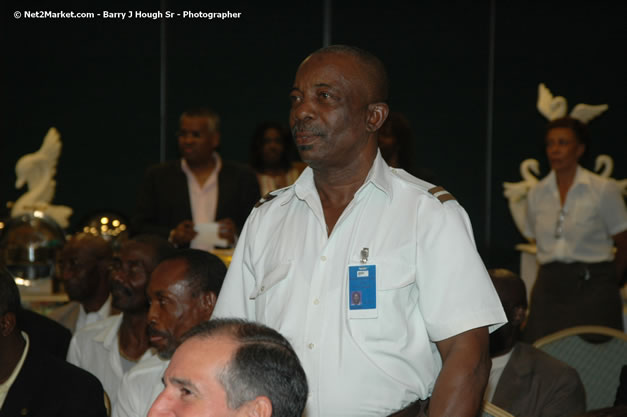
[348,264,377,319]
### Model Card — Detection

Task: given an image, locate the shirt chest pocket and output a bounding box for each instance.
[573,199,599,226]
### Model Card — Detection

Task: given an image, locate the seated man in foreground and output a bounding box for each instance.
[113,249,227,417]
[0,268,107,417]
[485,268,586,416]
[148,318,308,417]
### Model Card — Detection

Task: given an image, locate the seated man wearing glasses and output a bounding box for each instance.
[133,108,260,249]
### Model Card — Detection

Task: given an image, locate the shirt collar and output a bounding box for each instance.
[0,332,30,400]
[93,314,123,350]
[180,153,222,187]
[293,150,393,201]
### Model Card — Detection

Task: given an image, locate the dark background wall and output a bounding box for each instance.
[2,0,625,272]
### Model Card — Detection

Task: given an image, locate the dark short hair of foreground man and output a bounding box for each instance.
[0,268,108,417]
[148,318,308,417]
[213,44,506,417]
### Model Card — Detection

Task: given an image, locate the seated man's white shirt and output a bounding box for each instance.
[0,332,29,408]
[76,295,113,332]
[67,314,155,406]
[484,350,513,402]
[112,355,168,417]
[213,152,506,417]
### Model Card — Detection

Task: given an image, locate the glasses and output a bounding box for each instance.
[554,209,566,239]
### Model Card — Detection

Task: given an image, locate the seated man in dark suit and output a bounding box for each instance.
[0,268,107,417]
[133,107,260,250]
[18,308,71,359]
[485,268,586,417]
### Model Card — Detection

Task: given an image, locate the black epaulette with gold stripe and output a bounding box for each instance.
[428,186,456,204]
[254,193,277,208]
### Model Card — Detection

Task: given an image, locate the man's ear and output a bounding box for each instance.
[201,291,218,319]
[0,312,17,337]
[366,102,389,133]
[241,396,272,417]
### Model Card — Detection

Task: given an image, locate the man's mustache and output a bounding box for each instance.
[291,122,326,138]
[147,324,170,339]
[110,281,133,297]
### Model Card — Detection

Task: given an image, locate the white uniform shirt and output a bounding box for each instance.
[214,152,506,417]
[525,166,627,264]
[112,355,168,417]
[67,315,156,406]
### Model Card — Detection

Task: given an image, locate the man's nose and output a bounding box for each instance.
[147,390,175,417]
[292,98,315,122]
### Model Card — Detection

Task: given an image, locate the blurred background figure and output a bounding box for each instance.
[49,233,116,334]
[486,268,585,417]
[523,117,627,342]
[378,112,435,183]
[250,121,304,195]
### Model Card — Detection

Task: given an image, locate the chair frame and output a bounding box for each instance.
[482,401,515,417]
[533,325,627,348]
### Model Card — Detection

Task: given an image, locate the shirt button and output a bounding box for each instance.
[260,286,265,292]
[313,298,319,305]
[320,255,327,261]
[308,343,315,349]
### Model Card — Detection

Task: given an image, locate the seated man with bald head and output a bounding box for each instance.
[148,318,308,417]
[49,233,115,333]
[113,249,227,417]
[485,268,586,417]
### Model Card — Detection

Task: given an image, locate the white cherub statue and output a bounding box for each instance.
[11,127,73,228]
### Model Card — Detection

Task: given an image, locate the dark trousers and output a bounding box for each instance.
[523,261,623,343]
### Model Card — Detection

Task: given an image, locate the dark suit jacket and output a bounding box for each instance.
[493,342,586,417]
[132,158,260,238]
[18,308,72,359]
[0,343,107,417]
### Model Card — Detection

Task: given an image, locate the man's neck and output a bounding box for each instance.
[118,310,150,361]
[312,150,376,235]
[0,333,26,384]
[185,156,217,186]
[82,288,109,314]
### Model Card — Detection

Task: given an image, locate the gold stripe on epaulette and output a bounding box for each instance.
[254,193,277,208]
[428,186,456,204]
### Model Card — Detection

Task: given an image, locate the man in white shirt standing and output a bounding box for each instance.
[213,45,506,417]
[67,235,173,406]
[49,233,115,333]
[112,249,226,417]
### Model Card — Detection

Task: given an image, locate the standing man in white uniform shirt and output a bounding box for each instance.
[67,235,173,405]
[213,45,506,417]
[49,233,116,333]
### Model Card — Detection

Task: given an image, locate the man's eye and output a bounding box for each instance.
[289,95,301,104]
[320,92,330,99]
[180,388,192,397]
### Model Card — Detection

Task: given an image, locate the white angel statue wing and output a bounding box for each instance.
[570,103,609,124]
[537,83,568,121]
